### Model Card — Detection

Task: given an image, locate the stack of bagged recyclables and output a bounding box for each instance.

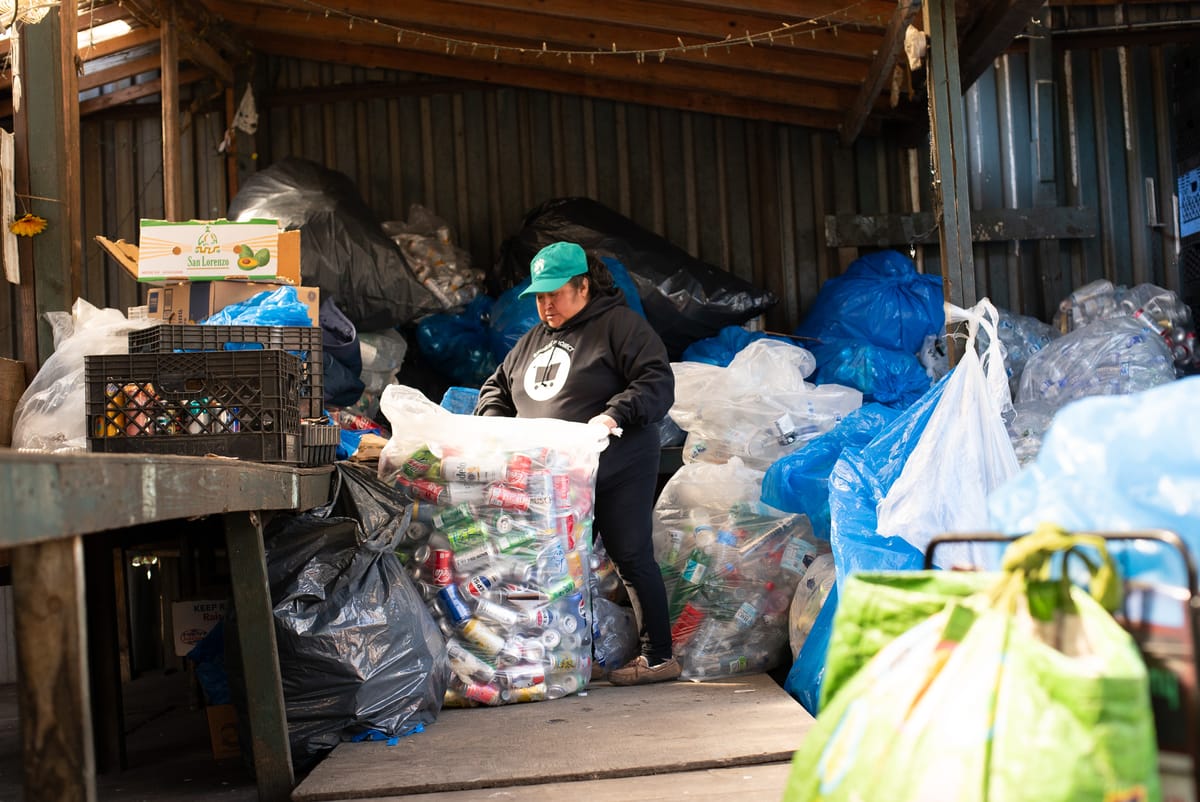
[377,385,609,706]
[652,457,828,680]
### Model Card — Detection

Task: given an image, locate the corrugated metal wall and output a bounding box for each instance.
[0,39,1186,362]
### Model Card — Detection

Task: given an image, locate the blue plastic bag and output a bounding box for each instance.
[681,326,788,367]
[807,338,932,408]
[440,386,480,415]
[417,295,497,387]
[761,404,902,539]
[202,285,314,327]
[600,256,647,319]
[487,280,540,363]
[794,250,944,354]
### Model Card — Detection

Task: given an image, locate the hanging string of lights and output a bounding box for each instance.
[291,0,882,64]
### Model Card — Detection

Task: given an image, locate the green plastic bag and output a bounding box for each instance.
[784,526,1160,802]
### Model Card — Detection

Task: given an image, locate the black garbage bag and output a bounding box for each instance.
[496,197,778,359]
[262,467,446,765]
[228,157,443,331]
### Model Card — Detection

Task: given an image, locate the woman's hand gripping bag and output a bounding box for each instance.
[783,526,1160,802]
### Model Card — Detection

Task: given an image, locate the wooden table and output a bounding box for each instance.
[0,450,334,802]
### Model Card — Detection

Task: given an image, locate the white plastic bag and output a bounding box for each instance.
[11,298,154,453]
[875,299,1019,568]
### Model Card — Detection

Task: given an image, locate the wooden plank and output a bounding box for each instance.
[0,453,332,548]
[1091,48,1118,283]
[1118,45,1151,287]
[84,535,125,774]
[1151,46,1181,295]
[925,0,976,308]
[77,68,206,117]
[343,763,796,802]
[12,538,95,802]
[293,673,814,800]
[825,206,1097,246]
[842,0,922,145]
[160,0,182,221]
[225,510,293,802]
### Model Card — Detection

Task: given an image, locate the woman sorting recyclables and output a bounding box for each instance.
[475,241,681,685]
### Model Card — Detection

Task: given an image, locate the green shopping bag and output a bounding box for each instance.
[783,525,1160,802]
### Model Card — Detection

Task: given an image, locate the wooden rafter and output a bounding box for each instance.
[841,0,922,145]
[959,0,1049,90]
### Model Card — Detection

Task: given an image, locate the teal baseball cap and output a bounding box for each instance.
[520,242,589,297]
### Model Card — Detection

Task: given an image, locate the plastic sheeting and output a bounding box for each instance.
[227,157,443,331]
[496,197,777,359]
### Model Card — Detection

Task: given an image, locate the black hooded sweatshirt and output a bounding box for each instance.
[475,288,674,466]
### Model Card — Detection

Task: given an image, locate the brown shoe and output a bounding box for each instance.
[607,655,681,686]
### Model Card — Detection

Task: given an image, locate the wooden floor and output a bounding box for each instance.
[293,673,812,801]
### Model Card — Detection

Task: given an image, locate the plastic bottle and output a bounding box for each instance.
[711,529,740,575]
[668,547,711,619]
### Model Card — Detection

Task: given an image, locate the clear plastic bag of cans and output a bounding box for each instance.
[378,384,609,706]
[651,457,828,681]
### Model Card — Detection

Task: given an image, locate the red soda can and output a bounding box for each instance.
[404,477,445,503]
[485,483,530,512]
[463,682,501,706]
[551,472,572,512]
[431,549,453,586]
[506,453,533,490]
[556,513,576,549]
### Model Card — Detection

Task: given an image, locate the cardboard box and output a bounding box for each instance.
[206,704,241,761]
[171,599,226,657]
[96,226,302,285]
[145,282,320,327]
[0,357,24,447]
[138,219,282,281]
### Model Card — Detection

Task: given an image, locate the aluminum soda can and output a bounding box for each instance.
[460,618,506,655]
[482,511,515,535]
[498,663,546,689]
[444,482,488,505]
[447,639,496,683]
[433,503,474,531]
[485,483,531,512]
[505,453,533,490]
[404,477,445,504]
[474,597,522,627]
[431,549,454,586]
[462,681,502,706]
[555,513,576,548]
[524,606,558,628]
[501,683,547,704]
[541,576,577,602]
[442,456,507,484]
[401,446,438,479]
[495,529,536,554]
[545,651,580,672]
[452,542,495,572]
[437,584,473,625]
[499,557,536,584]
[445,521,487,550]
[550,471,572,512]
[460,568,503,598]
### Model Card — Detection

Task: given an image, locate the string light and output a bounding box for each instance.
[293,0,871,64]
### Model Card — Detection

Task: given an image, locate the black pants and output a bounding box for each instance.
[593,425,672,663]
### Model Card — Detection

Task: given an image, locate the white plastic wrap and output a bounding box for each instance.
[11,298,154,453]
[788,552,835,659]
[651,457,825,681]
[670,340,862,471]
[378,384,609,705]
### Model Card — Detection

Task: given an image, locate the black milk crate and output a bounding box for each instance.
[85,350,304,464]
[127,324,324,418]
[301,421,339,467]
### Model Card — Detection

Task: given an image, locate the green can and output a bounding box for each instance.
[445,520,487,550]
[495,529,536,554]
[401,445,439,479]
[543,575,577,602]
[433,502,474,531]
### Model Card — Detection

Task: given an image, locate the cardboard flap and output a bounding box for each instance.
[95,235,140,280]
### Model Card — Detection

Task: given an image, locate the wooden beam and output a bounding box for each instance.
[824,206,1097,247]
[841,0,922,145]
[78,53,162,93]
[60,0,82,305]
[959,0,1049,91]
[161,0,183,221]
[926,0,976,308]
[254,33,846,129]
[180,34,234,85]
[76,67,206,117]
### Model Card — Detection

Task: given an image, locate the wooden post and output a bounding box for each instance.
[161,0,183,221]
[13,538,96,802]
[225,510,294,802]
[18,3,80,364]
[925,0,976,311]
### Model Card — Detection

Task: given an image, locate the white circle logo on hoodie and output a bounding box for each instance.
[524,342,572,401]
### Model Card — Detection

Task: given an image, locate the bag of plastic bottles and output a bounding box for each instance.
[670,339,861,472]
[973,307,1058,395]
[377,384,610,705]
[651,457,827,680]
